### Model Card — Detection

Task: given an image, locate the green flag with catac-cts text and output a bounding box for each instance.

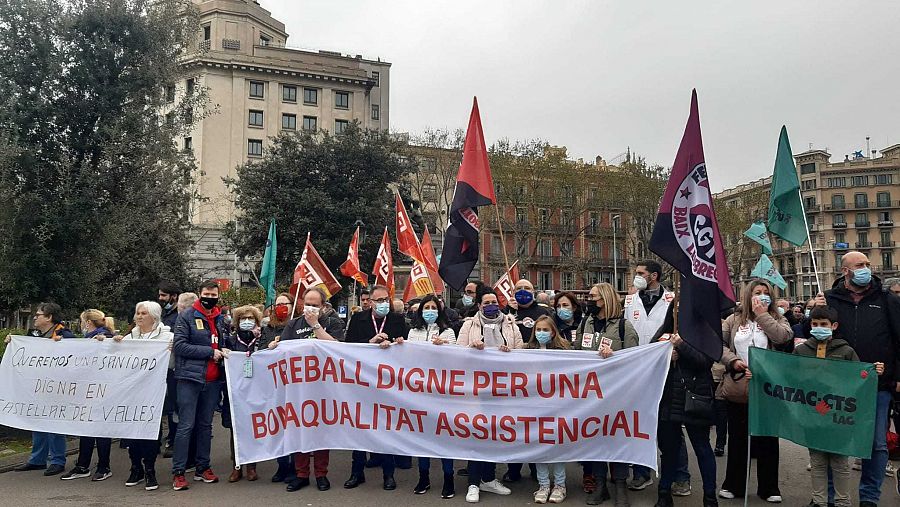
[767,126,808,246]
[749,347,877,458]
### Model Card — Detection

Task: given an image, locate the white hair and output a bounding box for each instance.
[177,292,198,312]
[135,300,163,325]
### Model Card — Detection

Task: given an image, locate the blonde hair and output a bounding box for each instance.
[525,315,571,350]
[592,283,623,319]
[104,317,116,332]
[233,305,263,324]
[738,279,779,325]
[80,309,107,329]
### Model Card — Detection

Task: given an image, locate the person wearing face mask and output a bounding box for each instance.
[791,299,815,348]
[552,292,583,343]
[344,285,408,491]
[812,251,900,507]
[456,281,480,315]
[171,280,233,492]
[403,294,457,498]
[524,316,571,504]
[575,283,638,506]
[158,281,181,328]
[222,305,263,483]
[162,292,198,458]
[718,280,792,503]
[456,286,521,503]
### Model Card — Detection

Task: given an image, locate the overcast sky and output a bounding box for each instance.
[261,0,900,191]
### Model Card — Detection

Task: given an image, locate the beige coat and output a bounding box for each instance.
[720,311,792,369]
[456,314,524,349]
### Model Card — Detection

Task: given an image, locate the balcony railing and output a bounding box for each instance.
[222,38,241,50]
[874,265,899,273]
[876,200,898,209]
[805,204,820,212]
[825,203,846,210]
[878,220,894,227]
[855,221,871,228]
[856,242,872,248]
[854,202,870,209]
[879,241,896,248]
[832,222,847,229]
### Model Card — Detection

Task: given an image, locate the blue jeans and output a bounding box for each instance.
[633,434,689,482]
[29,432,66,466]
[536,462,566,488]
[172,379,222,474]
[659,422,716,495]
[859,390,891,503]
[418,457,454,475]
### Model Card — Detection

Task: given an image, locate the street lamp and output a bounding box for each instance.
[612,214,620,292]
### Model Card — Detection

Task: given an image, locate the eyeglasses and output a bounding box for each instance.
[464,290,476,296]
[372,297,390,304]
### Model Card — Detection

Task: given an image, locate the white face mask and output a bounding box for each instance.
[304,305,320,315]
[633,275,648,290]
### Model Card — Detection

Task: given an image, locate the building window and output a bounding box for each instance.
[562,272,574,290]
[248,110,264,127]
[828,177,846,188]
[248,139,263,157]
[881,230,892,245]
[831,194,845,209]
[372,71,380,86]
[302,115,317,131]
[855,213,869,226]
[334,119,349,134]
[875,174,893,185]
[560,240,574,256]
[539,272,552,290]
[334,91,350,109]
[183,137,192,152]
[800,163,816,175]
[184,107,193,124]
[538,208,549,226]
[282,85,297,103]
[858,231,869,246]
[422,183,437,200]
[538,239,552,256]
[877,191,891,207]
[804,196,816,209]
[879,211,892,223]
[802,179,816,190]
[833,214,845,225]
[186,78,195,95]
[249,81,264,99]
[259,34,271,46]
[165,84,175,103]
[515,208,527,224]
[854,193,869,208]
[203,25,210,41]
[516,238,528,256]
[371,104,380,120]
[851,175,869,186]
[883,251,894,270]
[835,232,845,244]
[281,113,296,130]
[303,87,318,105]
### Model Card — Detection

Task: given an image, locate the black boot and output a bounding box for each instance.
[414,470,431,494]
[703,492,719,506]
[586,478,611,505]
[654,491,674,507]
[613,479,630,507]
[441,473,455,498]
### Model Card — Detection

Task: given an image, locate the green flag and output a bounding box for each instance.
[743,221,772,254]
[749,347,877,458]
[259,219,277,307]
[768,126,807,246]
[750,254,786,289]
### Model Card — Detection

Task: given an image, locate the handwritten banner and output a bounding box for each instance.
[0,335,169,439]
[227,340,672,468]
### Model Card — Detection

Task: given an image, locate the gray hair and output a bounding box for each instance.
[884,278,900,290]
[177,292,198,312]
[135,301,163,325]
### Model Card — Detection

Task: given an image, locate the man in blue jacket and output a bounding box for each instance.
[171,280,232,491]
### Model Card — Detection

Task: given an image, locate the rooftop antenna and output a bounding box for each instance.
[808,143,813,150]
[866,136,871,159]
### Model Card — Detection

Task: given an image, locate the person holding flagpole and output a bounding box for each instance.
[718,280,792,503]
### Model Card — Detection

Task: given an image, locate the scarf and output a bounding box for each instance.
[478,312,506,347]
[192,300,222,382]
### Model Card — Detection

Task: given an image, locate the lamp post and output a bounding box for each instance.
[612,214,620,292]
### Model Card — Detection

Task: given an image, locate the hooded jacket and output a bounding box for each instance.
[793,337,859,362]
[825,275,900,391]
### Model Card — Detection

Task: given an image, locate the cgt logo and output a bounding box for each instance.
[763,382,857,426]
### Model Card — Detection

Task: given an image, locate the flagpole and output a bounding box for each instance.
[797,188,822,294]
[494,204,511,273]
[672,273,680,334]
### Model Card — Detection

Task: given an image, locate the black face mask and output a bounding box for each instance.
[200,297,218,310]
[584,301,600,316]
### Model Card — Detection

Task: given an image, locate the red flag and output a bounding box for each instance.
[372,228,395,298]
[492,260,521,308]
[339,226,369,286]
[290,234,342,315]
[439,97,497,290]
[421,226,443,295]
[648,89,735,361]
[402,261,436,302]
[396,193,429,268]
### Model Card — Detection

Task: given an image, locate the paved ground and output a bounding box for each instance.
[0,420,896,506]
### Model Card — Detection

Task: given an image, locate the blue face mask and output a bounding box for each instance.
[374,302,391,317]
[461,295,474,307]
[422,309,439,324]
[238,319,255,331]
[514,289,534,306]
[810,326,833,341]
[535,330,552,344]
[757,294,771,307]
[850,267,872,286]
[482,303,500,318]
[557,308,573,321]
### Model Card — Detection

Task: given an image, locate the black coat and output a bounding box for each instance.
[658,341,714,426]
[345,309,408,344]
[825,275,900,391]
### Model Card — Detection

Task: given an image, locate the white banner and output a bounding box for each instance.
[227,340,672,468]
[0,335,169,439]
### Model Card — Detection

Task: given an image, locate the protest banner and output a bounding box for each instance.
[226,340,672,468]
[749,347,877,458]
[0,335,169,439]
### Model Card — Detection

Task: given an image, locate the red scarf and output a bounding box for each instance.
[193,300,222,382]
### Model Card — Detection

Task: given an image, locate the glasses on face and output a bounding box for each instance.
[372,297,390,304]
[464,290,476,296]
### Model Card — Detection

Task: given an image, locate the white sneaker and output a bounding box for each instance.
[885,462,895,477]
[479,479,512,495]
[765,495,782,503]
[534,485,551,504]
[465,484,480,503]
[549,485,567,503]
[718,489,735,499]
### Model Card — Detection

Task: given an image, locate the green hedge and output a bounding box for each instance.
[0,329,27,358]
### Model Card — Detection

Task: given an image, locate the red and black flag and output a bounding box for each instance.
[649,90,735,361]
[438,97,497,290]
